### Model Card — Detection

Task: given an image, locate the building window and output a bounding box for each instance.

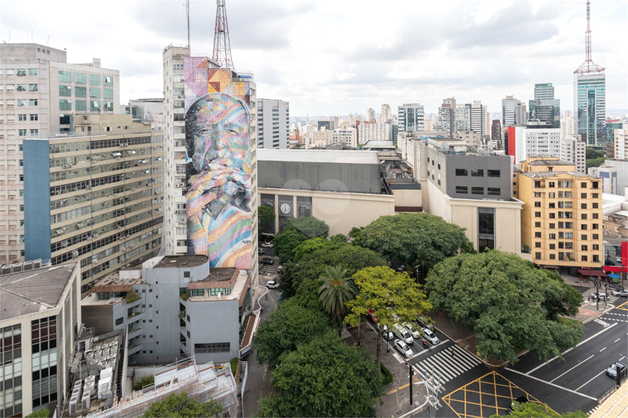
[535,232,542,238]
[30,99,38,106]
[592,193,599,198]
[471,169,484,177]
[592,182,599,189]
[19,129,27,137]
[582,256,588,262]
[455,169,468,176]
[581,193,587,199]
[549,192,555,198]
[593,255,599,262]
[104,88,113,99]
[592,203,598,209]
[581,214,587,220]
[30,114,38,121]
[472,187,484,195]
[90,74,101,85]
[549,182,555,188]
[549,224,555,229]
[90,101,100,111]
[535,212,541,218]
[549,233,556,239]
[549,213,555,219]
[487,188,500,196]
[76,100,87,111]
[535,252,541,259]
[593,244,599,250]
[581,182,587,188]
[535,242,541,248]
[104,76,113,86]
[18,114,27,121]
[487,170,501,177]
[29,68,38,76]
[58,71,71,82]
[535,222,541,228]
[549,203,555,208]
[535,181,541,188]
[592,223,599,229]
[194,342,230,353]
[549,243,555,249]
[59,99,71,111]
[59,85,71,96]
[534,192,542,197]
[534,202,541,208]
[581,234,587,240]
[581,224,587,230]
[592,213,598,219]
[75,73,86,84]
[437,164,441,170]
[550,254,556,259]
[29,84,38,91]
[581,203,587,209]
[103,101,114,111]
[90,88,100,98]
[75,86,86,97]
[582,245,588,251]
[184,271,190,278]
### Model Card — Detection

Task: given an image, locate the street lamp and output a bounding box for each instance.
[405,361,414,406]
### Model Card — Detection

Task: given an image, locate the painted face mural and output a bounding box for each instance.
[185,93,252,268]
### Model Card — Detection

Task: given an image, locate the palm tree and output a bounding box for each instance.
[318,265,357,336]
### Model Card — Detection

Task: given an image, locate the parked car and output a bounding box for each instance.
[261,241,274,248]
[368,309,379,323]
[612,288,628,297]
[421,328,440,345]
[507,396,529,413]
[393,324,414,345]
[258,248,265,255]
[376,324,393,340]
[277,265,283,272]
[402,322,422,340]
[416,316,434,331]
[267,280,279,289]
[260,257,274,265]
[591,293,608,301]
[607,362,627,379]
[393,339,414,358]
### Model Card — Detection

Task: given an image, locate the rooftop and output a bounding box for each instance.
[527,159,574,166]
[155,255,209,268]
[194,268,237,284]
[0,263,76,320]
[521,171,596,178]
[257,149,379,165]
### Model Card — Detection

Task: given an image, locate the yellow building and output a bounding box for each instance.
[515,157,603,268]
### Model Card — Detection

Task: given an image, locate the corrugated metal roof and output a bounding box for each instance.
[0,263,76,320]
[257,149,379,165]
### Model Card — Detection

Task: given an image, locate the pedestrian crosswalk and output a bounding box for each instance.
[582,288,619,305]
[587,405,599,415]
[413,345,481,384]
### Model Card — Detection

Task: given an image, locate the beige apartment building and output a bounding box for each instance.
[516,157,603,269]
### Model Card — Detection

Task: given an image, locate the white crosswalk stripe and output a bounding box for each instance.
[588,405,599,415]
[413,345,481,384]
[583,288,619,304]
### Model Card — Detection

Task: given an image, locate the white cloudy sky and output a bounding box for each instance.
[2,0,626,117]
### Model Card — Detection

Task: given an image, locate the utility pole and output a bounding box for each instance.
[596,280,599,311]
[185,0,191,52]
[408,363,414,405]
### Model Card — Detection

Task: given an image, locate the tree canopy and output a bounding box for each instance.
[490,401,587,418]
[257,332,383,418]
[345,266,432,368]
[279,240,387,307]
[257,205,275,236]
[426,250,583,364]
[318,265,357,335]
[283,216,330,239]
[254,299,331,369]
[357,213,474,271]
[142,393,222,418]
[273,217,330,265]
[26,409,50,418]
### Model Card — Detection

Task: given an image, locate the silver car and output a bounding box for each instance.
[393,339,414,358]
[607,362,627,379]
[422,328,440,345]
[612,289,628,297]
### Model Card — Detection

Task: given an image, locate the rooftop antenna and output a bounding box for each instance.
[212,0,234,70]
[574,0,605,75]
[186,0,191,52]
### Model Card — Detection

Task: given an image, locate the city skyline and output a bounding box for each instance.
[1,0,626,116]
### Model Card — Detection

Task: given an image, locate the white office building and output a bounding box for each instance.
[560,134,586,173]
[398,103,424,132]
[358,122,389,145]
[257,98,289,149]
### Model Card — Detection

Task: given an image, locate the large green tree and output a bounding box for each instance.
[254,299,331,369]
[257,205,275,236]
[273,217,330,264]
[490,401,587,418]
[283,216,330,239]
[279,241,386,307]
[257,333,383,418]
[345,266,432,369]
[358,213,474,273]
[426,250,583,364]
[318,265,357,336]
[142,393,222,418]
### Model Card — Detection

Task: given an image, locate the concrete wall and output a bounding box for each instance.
[258,160,381,194]
[187,299,240,364]
[23,139,52,261]
[391,188,422,208]
[603,160,628,195]
[82,304,115,335]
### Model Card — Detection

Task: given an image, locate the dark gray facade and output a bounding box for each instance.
[426,147,512,201]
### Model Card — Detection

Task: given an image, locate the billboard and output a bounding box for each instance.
[184,59,252,269]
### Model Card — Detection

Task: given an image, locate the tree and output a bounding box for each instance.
[283,216,330,239]
[254,299,331,369]
[257,205,275,236]
[279,242,386,306]
[345,266,432,369]
[257,333,383,418]
[359,213,474,273]
[26,409,50,418]
[490,401,587,417]
[274,229,308,265]
[586,156,606,170]
[318,265,357,336]
[426,250,583,364]
[142,393,222,418]
[293,237,333,262]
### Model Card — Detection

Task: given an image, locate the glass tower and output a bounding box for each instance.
[574,73,606,146]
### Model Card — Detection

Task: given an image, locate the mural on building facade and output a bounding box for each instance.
[184,59,252,269]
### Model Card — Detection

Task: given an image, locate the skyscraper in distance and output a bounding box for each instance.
[529,83,560,128]
[398,103,424,132]
[573,0,606,146]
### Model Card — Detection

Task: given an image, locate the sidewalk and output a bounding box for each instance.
[344,323,430,417]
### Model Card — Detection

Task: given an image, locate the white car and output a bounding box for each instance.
[261,241,273,248]
[266,280,279,289]
[612,289,628,297]
[393,324,414,345]
[378,324,393,340]
[402,322,422,340]
[591,293,608,301]
[422,328,439,345]
[393,339,414,358]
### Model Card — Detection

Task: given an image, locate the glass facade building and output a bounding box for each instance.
[574,73,606,146]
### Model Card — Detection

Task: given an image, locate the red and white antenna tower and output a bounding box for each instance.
[574,0,604,75]
[212,0,234,70]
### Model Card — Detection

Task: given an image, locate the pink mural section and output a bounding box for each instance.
[184,57,253,270]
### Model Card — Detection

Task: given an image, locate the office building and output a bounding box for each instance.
[470,101,488,135]
[23,115,164,292]
[331,128,357,148]
[560,134,586,173]
[491,120,502,142]
[615,129,628,160]
[398,103,424,132]
[0,262,81,417]
[529,83,560,128]
[561,115,575,138]
[437,98,457,137]
[588,166,618,195]
[456,104,470,132]
[82,254,253,365]
[505,125,561,165]
[515,157,603,269]
[502,96,527,130]
[121,98,163,123]
[257,98,289,149]
[574,74,606,146]
[598,159,628,195]
[358,121,389,144]
[162,46,258,279]
[366,108,376,122]
[606,121,624,146]
[380,104,392,123]
[258,149,398,235]
[0,43,120,265]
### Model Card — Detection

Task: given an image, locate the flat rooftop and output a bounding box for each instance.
[0,263,76,320]
[521,171,594,178]
[527,159,574,166]
[257,149,379,165]
[196,267,237,283]
[155,255,209,268]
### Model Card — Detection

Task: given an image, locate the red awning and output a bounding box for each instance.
[578,269,607,277]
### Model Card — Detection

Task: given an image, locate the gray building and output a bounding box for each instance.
[529,83,560,129]
[82,255,253,365]
[121,99,164,123]
[502,95,527,130]
[257,98,289,149]
[437,98,456,137]
[0,262,82,417]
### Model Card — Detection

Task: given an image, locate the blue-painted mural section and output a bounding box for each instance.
[23,139,52,261]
